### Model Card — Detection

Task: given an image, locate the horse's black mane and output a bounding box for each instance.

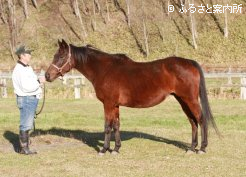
[70,44,132,64]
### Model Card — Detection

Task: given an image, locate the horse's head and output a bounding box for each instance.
[45,39,72,82]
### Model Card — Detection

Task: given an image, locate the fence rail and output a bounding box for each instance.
[1,72,246,99]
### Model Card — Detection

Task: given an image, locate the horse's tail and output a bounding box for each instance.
[193,61,221,137]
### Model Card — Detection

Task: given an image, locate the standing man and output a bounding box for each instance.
[12,45,45,155]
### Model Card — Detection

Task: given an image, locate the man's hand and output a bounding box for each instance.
[38,76,46,84]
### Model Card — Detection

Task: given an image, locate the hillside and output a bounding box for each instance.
[0,0,245,69]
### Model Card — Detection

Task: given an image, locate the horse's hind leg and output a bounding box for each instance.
[174,95,201,152]
[112,106,121,154]
[198,114,208,153]
[181,98,208,153]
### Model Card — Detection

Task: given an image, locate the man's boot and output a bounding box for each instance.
[19,130,37,155]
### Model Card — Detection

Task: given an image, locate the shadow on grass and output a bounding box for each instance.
[3,131,20,153]
[4,128,190,153]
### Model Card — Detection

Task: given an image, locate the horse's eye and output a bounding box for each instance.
[59,56,65,60]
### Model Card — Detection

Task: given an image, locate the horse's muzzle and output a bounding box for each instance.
[45,72,51,82]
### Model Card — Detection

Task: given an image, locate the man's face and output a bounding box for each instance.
[20,53,31,64]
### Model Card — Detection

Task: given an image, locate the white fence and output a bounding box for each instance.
[1,72,246,99]
[204,73,246,99]
[0,72,86,99]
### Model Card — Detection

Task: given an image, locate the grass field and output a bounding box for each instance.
[0,97,246,177]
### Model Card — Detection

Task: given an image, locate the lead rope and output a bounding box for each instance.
[33,84,46,132]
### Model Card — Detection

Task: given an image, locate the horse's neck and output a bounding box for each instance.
[74,54,110,83]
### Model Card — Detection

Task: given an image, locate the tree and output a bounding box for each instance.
[125,0,130,27]
[31,0,38,9]
[0,0,7,23]
[71,0,79,17]
[143,18,149,57]
[224,0,229,38]
[94,0,100,13]
[91,0,97,31]
[23,0,28,19]
[70,0,87,39]
[22,0,38,18]
[167,0,170,17]
[188,0,197,49]
[141,0,149,57]
[7,0,17,60]
[105,0,110,22]
[180,0,186,6]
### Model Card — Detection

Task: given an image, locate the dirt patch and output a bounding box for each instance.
[0,135,85,153]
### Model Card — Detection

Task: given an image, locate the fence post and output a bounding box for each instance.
[240,77,246,100]
[227,67,232,85]
[0,79,7,98]
[63,78,67,85]
[74,78,81,99]
[81,77,85,86]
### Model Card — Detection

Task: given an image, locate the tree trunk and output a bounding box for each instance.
[0,0,7,23]
[191,13,197,49]
[143,19,149,57]
[72,0,87,39]
[92,0,97,31]
[167,0,170,17]
[71,0,79,17]
[180,0,185,6]
[224,0,229,38]
[7,0,17,60]
[224,9,228,38]
[188,0,197,49]
[141,0,149,57]
[160,0,165,41]
[23,0,28,19]
[106,0,110,22]
[81,0,89,15]
[125,0,130,27]
[94,0,100,13]
[114,0,120,10]
[31,0,38,9]
[97,0,106,24]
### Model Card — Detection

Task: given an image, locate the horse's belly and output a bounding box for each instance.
[119,91,168,108]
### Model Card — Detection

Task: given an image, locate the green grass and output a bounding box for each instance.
[0,98,246,177]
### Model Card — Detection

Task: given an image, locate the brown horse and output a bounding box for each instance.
[45,39,219,155]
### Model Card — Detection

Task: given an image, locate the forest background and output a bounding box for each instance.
[0,0,245,69]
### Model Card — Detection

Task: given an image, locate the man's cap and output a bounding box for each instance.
[15,45,33,55]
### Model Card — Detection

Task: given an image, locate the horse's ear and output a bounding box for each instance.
[58,39,62,48]
[61,39,68,49]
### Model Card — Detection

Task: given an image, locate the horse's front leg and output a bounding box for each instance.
[99,121,112,155]
[99,105,121,155]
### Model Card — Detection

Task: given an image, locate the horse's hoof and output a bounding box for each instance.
[98,152,105,156]
[197,150,206,155]
[111,151,119,155]
[186,150,196,155]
